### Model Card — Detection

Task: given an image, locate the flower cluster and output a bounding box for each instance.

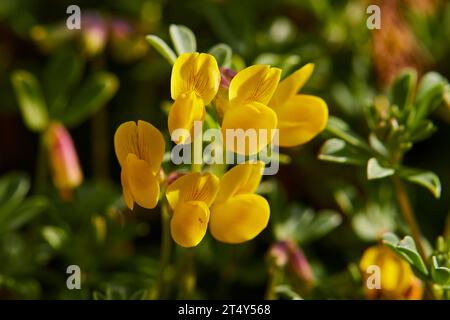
[114,52,328,247]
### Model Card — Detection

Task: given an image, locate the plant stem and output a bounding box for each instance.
[392,176,428,263]
[265,264,281,300]
[178,248,196,299]
[392,176,437,299]
[156,200,172,299]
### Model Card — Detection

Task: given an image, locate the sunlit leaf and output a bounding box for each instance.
[319,138,370,165]
[11,70,49,132]
[398,167,441,198]
[208,43,232,68]
[367,158,395,180]
[145,35,177,65]
[169,24,196,55]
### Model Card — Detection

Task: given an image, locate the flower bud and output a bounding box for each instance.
[81,12,108,57]
[45,122,83,199]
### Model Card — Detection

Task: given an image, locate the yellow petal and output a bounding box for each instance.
[170,200,210,247]
[168,91,204,144]
[229,65,281,106]
[137,120,165,174]
[171,52,220,104]
[222,102,278,155]
[215,162,264,203]
[126,153,160,209]
[120,166,134,210]
[360,246,414,295]
[166,172,219,209]
[270,63,314,108]
[114,121,138,167]
[210,194,270,244]
[275,94,328,147]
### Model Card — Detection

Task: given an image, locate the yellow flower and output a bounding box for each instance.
[45,122,83,199]
[359,245,423,300]
[166,172,220,247]
[169,52,221,144]
[114,120,165,210]
[210,162,270,243]
[269,63,328,147]
[221,65,280,155]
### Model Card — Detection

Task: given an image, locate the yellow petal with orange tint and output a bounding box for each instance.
[168,91,204,144]
[222,102,277,155]
[210,194,270,244]
[229,65,281,106]
[120,166,134,210]
[114,121,138,167]
[270,63,314,108]
[126,153,160,209]
[171,52,220,104]
[137,120,165,174]
[166,172,220,209]
[170,200,210,247]
[275,94,328,147]
[215,162,264,203]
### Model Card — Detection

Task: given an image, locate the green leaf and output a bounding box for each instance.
[408,72,447,126]
[275,206,342,244]
[408,120,437,142]
[208,43,232,67]
[325,116,370,150]
[318,138,369,165]
[382,232,401,249]
[431,256,450,285]
[145,35,177,65]
[389,68,416,113]
[0,172,30,204]
[396,236,429,276]
[0,173,31,231]
[169,24,196,55]
[382,233,429,277]
[368,134,390,158]
[41,225,67,249]
[62,72,118,127]
[44,49,84,117]
[398,167,441,198]
[0,196,47,234]
[367,158,395,180]
[11,70,49,132]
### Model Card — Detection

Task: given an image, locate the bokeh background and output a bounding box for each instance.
[0,0,449,299]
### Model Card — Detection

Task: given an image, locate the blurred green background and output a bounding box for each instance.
[0,0,449,299]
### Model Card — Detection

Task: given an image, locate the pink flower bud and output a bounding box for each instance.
[46,122,83,199]
[286,241,314,286]
[268,241,290,267]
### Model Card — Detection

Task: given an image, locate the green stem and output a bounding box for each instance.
[392,176,428,263]
[265,264,282,300]
[180,249,196,299]
[156,200,172,299]
[392,176,437,299]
